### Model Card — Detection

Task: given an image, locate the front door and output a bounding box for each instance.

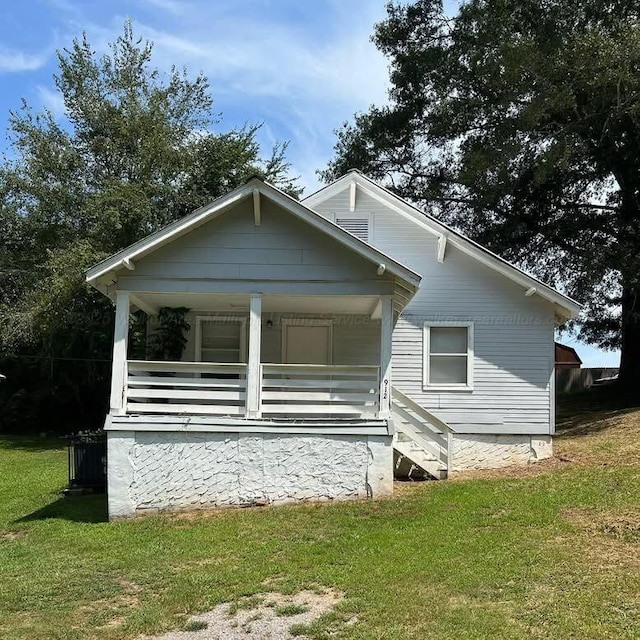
[283,321,331,364]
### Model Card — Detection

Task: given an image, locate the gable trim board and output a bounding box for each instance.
[303,170,581,322]
[86,178,421,299]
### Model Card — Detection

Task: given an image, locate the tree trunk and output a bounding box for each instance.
[618,286,640,392]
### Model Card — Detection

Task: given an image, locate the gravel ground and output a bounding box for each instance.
[149,589,343,640]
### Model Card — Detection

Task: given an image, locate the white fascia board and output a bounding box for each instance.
[86,177,421,294]
[303,176,352,208]
[86,185,252,283]
[305,172,581,320]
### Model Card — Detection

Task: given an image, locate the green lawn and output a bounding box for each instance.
[0,407,638,640]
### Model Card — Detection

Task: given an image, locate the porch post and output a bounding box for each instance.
[110,290,130,415]
[379,296,393,419]
[246,293,262,418]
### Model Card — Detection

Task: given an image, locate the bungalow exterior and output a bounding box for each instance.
[86,171,581,519]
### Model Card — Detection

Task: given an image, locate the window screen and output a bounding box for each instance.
[198,319,245,363]
[424,324,472,387]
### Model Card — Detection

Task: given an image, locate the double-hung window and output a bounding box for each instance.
[423,322,473,390]
[195,316,247,363]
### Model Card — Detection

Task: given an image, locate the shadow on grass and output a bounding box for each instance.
[556,406,637,436]
[557,385,639,421]
[561,382,639,407]
[555,385,639,443]
[0,435,67,452]
[15,493,108,524]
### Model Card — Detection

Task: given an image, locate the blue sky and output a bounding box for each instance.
[0,0,620,367]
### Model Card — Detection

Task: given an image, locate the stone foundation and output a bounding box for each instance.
[107,430,393,519]
[450,433,553,471]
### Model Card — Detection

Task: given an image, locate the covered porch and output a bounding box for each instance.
[108,291,398,425]
[88,178,422,516]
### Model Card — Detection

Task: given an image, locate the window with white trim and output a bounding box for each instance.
[333,212,371,242]
[423,322,473,390]
[196,316,247,363]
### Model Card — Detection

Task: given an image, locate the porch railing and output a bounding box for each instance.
[125,360,380,419]
[261,364,380,418]
[126,360,247,415]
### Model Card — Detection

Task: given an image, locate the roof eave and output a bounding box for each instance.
[304,173,582,316]
[85,177,422,294]
[86,183,254,284]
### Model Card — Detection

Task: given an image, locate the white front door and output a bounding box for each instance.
[283,322,331,364]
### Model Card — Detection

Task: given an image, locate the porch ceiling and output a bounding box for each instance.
[132,292,380,315]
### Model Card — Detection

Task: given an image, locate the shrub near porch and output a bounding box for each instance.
[0,407,638,639]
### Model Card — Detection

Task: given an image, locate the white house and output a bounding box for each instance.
[86,171,580,519]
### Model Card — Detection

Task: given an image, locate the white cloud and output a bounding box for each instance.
[140,0,190,16]
[36,85,66,119]
[64,1,389,192]
[38,1,390,191]
[136,15,389,111]
[0,49,47,73]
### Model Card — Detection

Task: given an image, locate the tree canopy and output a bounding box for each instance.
[324,0,640,389]
[0,23,298,432]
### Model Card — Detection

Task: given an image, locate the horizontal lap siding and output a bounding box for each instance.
[313,190,554,435]
[127,198,389,286]
[333,318,380,365]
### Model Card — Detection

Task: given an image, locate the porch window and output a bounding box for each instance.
[423,322,473,390]
[195,316,247,363]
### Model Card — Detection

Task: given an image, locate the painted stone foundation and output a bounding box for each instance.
[450,433,553,471]
[107,430,393,519]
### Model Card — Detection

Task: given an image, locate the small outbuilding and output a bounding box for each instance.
[555,343,582,369]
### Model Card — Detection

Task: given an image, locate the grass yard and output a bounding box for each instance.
[0,402,638,639]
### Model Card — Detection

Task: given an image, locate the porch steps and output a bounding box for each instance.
[390,387,453,480]
[393,435,446,480]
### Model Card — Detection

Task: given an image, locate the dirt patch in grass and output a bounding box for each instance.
[564,507,640,546]
[447,456,571,482]
[80,593,141,615]
[392,478,435,496]
[78,578,143,631]
[0,529,28,541]
[150,589,343,640]
[561,507,640,575]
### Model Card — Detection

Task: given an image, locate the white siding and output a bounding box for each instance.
[119,198,393,295]
[313,189,554,435]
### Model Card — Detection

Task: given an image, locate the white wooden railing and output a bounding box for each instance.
[391,387,454,472]
[261,364,380,418]
[126,361,247,415]
[125,361,380,419]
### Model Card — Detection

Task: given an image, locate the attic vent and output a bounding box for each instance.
[335,215,370,242]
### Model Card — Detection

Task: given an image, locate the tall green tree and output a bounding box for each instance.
[324,0,640,391]
[0,22,298,432]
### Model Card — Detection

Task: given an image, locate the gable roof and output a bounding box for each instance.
[85,177,422,293]
[303,170,582,320]
[555,342,583,367]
